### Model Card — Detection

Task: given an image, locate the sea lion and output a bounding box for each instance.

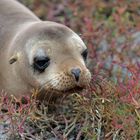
[0,0,91,100]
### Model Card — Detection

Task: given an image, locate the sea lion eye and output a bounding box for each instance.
[33,56,50,72]
[81,49,88,61]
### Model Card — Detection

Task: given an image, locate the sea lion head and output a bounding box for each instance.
[9,21,91,99]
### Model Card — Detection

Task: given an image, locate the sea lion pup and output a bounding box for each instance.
[0,0,91,100]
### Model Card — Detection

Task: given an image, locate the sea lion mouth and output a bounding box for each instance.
[62,86,84,94]
[39,86,84,95]
[36,86,85,101]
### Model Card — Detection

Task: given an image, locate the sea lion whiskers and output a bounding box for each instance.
[38,74,62,92]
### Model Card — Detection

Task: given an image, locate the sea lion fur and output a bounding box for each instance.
[0,0,91,100]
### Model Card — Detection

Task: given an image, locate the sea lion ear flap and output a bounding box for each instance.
[9,52,20,64]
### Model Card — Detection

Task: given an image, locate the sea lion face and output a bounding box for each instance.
[10,23,91,98]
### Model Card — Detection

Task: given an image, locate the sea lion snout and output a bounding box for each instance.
[71,68,81,82]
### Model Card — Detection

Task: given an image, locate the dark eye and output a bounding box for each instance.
[33,56,50,72]
[81,49,88,61]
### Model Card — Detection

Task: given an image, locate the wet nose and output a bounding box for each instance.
[71,68,81,82]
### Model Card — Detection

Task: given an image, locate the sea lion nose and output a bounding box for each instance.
[71,68,81,82]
